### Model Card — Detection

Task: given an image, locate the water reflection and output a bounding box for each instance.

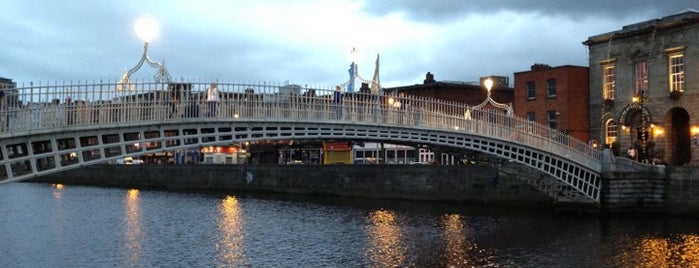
[365,209,407,267]
[51,183,63,199]
[443,214,468,266]
[123,189,142,265]
[441,214,497,267]
[614,234,699,267]
[217,195,247,266]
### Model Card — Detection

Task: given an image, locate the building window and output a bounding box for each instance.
[526,81,535,100]
[527,112,535,122]
[635,60,648,96]
[547,79,556,97]
[669,54,684,92]
[603,65,615,99]
[547,111,557,129]
[605,119,617,147]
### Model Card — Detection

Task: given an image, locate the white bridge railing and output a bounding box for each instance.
[0,80,602,169]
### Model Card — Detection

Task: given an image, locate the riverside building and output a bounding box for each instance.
[584,10,699,165]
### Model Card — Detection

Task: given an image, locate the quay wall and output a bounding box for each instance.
[29,160,699,216]
[30,163,554,207]
[600,150,699,216]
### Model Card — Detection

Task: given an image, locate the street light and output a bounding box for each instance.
[118,17,171,90]
[470,77,513,116]
[135,18,158,43]
[484,78,494,95]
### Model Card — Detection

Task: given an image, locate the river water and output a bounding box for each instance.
[1,182,698,267]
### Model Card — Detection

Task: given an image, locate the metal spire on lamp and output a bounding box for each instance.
[118,18,171,90]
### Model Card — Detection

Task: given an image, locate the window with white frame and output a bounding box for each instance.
[547,110,557,129]
[526,81,536,99]
[603,65,616,99]
[547,79,556,97]
[635,60,648,96]
[669,53,684,92]
[605,119,617,147]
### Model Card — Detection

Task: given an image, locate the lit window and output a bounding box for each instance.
[547,79,556,97]
[526,81,535,99]
[605,119,617,147]
[635,61,648,96]
[669,54,684,92]
[603,65,615,99]
[547,111,557,129]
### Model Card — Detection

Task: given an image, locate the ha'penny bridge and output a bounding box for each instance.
[0,81,603,203]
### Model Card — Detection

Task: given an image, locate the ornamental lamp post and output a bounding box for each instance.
[633,94,649,162]
[118,17,172,90]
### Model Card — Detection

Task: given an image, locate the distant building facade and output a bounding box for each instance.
[584,10,699,165]
[513,64,590,142]
[384,72,514,106]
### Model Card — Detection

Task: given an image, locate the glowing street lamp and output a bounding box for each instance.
[469,77,513,116]
[484,78,494,95]
[118,17,171,90]
[135,18,158,43]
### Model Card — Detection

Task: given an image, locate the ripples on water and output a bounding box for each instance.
[1,183,698,267]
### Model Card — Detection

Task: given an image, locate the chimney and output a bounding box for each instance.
[424,72,436,84]
[530,63,552,71]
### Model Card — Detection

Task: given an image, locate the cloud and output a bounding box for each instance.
[1,0,697,89]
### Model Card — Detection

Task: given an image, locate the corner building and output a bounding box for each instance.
[584,10,699,165]
[513,64,590,143]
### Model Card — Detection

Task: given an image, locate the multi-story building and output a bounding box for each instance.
[513,64,590,142]
[584,10,699,165]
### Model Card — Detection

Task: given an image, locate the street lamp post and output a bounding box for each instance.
[470,77,514,116]
[633,95,650,163]
[118,17,171,90]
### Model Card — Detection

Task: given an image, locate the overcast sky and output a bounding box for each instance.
[1,0,697,88]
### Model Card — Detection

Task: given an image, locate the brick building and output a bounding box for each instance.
[513,64,590,142]
[584,10,699,165]
[383,72,513,106]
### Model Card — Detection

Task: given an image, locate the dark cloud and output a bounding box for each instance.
[362,0,699,22]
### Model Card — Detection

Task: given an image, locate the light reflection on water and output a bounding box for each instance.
[1,182,699,267]
[365,209,407,266]
[124,189,142,266]
[217,195,246,266]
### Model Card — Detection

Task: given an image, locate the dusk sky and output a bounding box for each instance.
[1,1,698,88]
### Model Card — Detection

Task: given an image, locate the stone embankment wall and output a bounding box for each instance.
[601,150,699,216]
[31,162,554,207]
[30,151,699,216]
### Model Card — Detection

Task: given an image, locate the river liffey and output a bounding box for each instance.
[1,182,698,267]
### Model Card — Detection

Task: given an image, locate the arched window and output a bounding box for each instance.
[605,119,617,147]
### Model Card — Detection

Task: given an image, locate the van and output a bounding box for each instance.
[116,157,143,165]
[353,157,384,164]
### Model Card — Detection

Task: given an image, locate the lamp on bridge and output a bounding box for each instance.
[118,17,172,90]
[484,78,494,96]
[469,77,514,116]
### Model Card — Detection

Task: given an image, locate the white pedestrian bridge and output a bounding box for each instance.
[0,81,602,203]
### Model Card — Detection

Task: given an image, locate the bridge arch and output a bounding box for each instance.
[2,119,601,203]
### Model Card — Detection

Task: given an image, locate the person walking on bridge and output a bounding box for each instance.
[333,85,343,119]
[207,82,220,117]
